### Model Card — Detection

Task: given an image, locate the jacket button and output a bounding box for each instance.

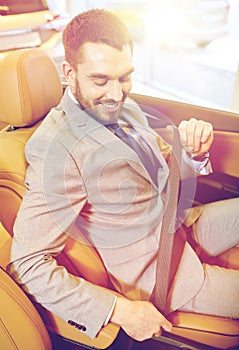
[68,320,86,332]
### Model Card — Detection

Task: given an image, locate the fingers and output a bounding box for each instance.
[113,299,173,342]
[178,118,213,154]
[154,318,172,337]
[162,320,173,332]
[154,330,162,337]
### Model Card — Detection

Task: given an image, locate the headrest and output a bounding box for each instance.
[0,49,62,127]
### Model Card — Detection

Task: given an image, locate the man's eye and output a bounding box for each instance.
[94,80,107,86]
[120,75,131,83]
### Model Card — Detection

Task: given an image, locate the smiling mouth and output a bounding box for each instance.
[100,101,121,112]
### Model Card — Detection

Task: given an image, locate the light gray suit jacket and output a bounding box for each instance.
[8,89,205,339]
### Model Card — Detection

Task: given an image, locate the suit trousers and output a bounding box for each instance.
[179,197,239,318]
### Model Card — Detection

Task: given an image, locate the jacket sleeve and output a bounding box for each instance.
[7,127,116,339]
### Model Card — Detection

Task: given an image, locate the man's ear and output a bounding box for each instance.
[61,60,76,87]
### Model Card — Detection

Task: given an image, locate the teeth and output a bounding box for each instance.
[102,103,118,109]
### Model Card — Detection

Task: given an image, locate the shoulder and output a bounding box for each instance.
[25,107,69,161]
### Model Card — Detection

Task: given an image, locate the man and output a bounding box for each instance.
[7,9,239,343]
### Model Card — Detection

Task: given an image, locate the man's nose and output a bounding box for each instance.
[105,80,123,101]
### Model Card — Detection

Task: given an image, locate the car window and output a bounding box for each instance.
[66,0,238,115]
[0,0,48,15]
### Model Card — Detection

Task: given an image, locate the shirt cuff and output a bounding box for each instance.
[183,149,212,175]
[104,296,117,326]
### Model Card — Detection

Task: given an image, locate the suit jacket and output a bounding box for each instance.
[8,88,205,339]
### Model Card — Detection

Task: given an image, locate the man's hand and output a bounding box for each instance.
[110,297,172,341]
[178,118,214,157]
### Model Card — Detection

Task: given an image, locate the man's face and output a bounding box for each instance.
[66,42,134,124]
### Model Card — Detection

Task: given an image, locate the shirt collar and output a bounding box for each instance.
[67,87,80,105]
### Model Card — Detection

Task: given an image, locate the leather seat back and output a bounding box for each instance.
[0,49,62,235]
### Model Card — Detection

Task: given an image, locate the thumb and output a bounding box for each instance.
[154,320,173,338]
[162,320,173,332]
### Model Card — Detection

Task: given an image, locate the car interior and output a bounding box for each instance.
[0,48,238,350]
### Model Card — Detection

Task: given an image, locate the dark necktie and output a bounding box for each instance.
[108,122,161,185]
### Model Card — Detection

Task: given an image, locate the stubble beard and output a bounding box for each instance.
[74,78,127,126]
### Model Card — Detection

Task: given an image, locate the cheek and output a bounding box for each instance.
[85,83,107,101]
[79,86,104,104]
[122,81,132,96]
[75,75,98,99]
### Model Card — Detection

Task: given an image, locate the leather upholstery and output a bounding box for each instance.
[0,49,62,126]
[0,48,238,349]
[0,123,39,234]
[0,267,52,350]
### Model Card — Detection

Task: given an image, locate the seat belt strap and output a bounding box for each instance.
[150,125,182,314]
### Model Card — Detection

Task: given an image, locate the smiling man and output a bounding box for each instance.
[8,9,239,348]
[64,42,134,123]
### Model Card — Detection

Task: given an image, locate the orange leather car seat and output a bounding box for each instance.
[0,48,238,350]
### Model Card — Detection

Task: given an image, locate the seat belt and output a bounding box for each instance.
[150,125,182,314]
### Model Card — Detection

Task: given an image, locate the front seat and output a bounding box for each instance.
[0,48,238,350]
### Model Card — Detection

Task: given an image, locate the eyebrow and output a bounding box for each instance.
[88,67,135,79]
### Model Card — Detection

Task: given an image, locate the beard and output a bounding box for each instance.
[74,78,128,126]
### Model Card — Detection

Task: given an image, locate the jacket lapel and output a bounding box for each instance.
[122,102,169,191]
[122,102,167,163]
[60,90,153,184]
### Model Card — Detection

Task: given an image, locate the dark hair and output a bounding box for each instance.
[62,9,133,69]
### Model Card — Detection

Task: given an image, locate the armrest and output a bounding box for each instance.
[167,311,239,349]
